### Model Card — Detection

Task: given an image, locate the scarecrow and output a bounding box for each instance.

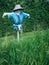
[2,4,30,42]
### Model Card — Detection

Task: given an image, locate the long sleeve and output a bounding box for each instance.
[7,13,13,19]
[23,12,30,18]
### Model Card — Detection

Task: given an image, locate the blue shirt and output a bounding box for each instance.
[8,11,29,24]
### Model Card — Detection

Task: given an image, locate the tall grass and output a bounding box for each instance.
[0,29,49,65]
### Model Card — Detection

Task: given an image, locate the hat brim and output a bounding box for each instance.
[13,8,23,11]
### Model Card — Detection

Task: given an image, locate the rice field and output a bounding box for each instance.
[0,29,49,65]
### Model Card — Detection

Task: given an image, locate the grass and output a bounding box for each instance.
[0,29,49,65]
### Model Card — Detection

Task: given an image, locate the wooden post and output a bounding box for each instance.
[17,31,19,42]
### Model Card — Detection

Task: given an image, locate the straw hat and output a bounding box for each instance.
[13,4,23,11]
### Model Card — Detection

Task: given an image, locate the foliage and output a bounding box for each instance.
[0,0,49,33]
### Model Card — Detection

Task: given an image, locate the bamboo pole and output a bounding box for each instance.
[17,31,19,42]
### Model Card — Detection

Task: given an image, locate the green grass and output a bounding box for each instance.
[0,29,49,65]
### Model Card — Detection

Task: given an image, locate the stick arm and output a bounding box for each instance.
[28,14,30,18]
[2,12,11,18]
